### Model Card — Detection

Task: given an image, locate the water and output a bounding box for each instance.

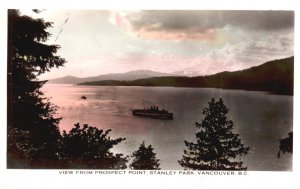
[42,84,293,170]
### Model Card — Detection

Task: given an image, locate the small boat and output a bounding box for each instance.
[81,95,87,99]
[132,105,173,120]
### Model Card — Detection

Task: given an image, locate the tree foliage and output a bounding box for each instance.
[7,10,129,169]
[129,141,160,170]
[7,9,65,167]
[277,132,293,158]
[59,123,128,169]
[179,98,249,170]
[7,128,32,168]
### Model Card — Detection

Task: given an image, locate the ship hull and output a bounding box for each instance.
[132,110,173,120]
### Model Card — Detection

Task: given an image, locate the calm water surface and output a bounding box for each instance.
[42,84,293,170]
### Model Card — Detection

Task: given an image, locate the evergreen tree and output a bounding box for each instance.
[60,123,128,169]
[129,141,160,170]
[179,98,249,170]
[277,132,293,158]
[7,9,65,167]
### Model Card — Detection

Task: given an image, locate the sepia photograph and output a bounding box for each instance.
[1,1,299,188]
[7,9,294,170]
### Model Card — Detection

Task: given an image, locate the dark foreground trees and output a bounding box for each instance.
[129,141,160,170]
[7,10,127,169]
[179,98,249,170]
[7,9,65,167]
[277,132,293,158]
[59,123,128,169]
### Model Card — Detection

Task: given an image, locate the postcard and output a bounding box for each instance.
[1,0,299,189]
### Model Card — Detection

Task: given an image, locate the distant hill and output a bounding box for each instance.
[48,70,173,84]
[79,57,294,95]
[48,76,83,84]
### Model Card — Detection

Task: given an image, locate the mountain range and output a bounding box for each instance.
[48,70,174,84]
[78,56,294,95]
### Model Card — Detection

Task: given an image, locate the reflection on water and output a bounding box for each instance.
[42,84,293,170]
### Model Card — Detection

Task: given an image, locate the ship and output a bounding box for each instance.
[81,95,87,99]
[132,105,173,120]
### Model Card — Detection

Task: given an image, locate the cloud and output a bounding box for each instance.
[223,32,294,66]
[37,10,294,79]
[113,10,294,41]
[131,10,294,31]
[136,27,216,41]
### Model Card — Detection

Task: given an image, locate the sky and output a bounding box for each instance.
[21,10,294,80]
